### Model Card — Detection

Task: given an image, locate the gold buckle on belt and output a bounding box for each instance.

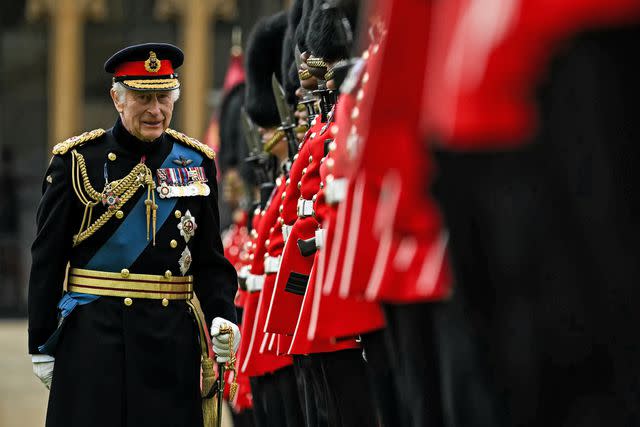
[67,267,193,300]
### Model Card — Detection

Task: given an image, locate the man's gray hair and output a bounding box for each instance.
[111,81,180,103]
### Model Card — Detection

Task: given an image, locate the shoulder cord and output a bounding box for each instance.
[70,150,157,246]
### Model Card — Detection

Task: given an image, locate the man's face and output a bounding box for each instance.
[111,89,175,142]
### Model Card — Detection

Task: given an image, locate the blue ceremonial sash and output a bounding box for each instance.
[86,142,203,270]
[38,141,204,355]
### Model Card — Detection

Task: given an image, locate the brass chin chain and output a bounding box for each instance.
[71,150,157,246]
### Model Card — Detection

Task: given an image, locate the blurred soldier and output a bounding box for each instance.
[217,37,258,427]
[240,11,306,427]
[28,43,240,427]
[424,1,640,426]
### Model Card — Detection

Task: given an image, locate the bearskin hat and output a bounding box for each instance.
[306,0,360,62]
[244,11,288,127]
[294,0,316,54]
[219,83,253,182]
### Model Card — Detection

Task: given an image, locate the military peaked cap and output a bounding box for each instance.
[104,43,184,91]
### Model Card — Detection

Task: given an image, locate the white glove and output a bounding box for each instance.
[32,354,55,389]
[210,317,241,364]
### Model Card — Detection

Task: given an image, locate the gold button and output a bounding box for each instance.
[108,152,117,161]
[286,178,291,185]
[281,192,286,200]
[278,218,284,225]
[161,298,169,307]
[121,268,129,278]
[327,158,335,169]
[249,254,255,260]
[312,195,317,202]
[174,210,182,219]
[320,182,324,189]
[302,167,307,175]
[170,239,178,248]
[124,297,133,306]
[266,239,271,246]
[164,270,172,279]
[309,155,313,163]
[297,182,302,189]
[264,253,269,259]
[294,153,299,160]
[279,205,283,213]
[329,141,337,151]
[115,210,124,219]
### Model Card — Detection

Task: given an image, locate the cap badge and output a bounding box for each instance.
[144,51,161,73]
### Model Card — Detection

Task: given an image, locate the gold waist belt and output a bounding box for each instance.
[68,268,193,300]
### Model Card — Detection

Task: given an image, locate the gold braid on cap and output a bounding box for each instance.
[52,129,106,155]
[70,150,158,246]
[166,128,215,159]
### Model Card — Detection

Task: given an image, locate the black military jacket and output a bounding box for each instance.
[28,118,237,354]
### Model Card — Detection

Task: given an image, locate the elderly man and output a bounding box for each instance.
[28,43,240,427]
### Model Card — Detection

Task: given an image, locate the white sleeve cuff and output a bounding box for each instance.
[31,354,55,363]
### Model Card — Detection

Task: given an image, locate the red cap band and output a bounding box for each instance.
[114,59,175,77]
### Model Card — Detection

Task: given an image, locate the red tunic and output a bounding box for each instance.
[423,0,640,149]
[240,176,292,377]
[263,120,328,335]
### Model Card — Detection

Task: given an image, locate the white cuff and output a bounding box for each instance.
[315,228,325,249]
[246,274,265,292]
[325,178,347,204]
[297,198,314,218]
[264,255,281,274]
[31,354,55,363]
[282,224,292,243]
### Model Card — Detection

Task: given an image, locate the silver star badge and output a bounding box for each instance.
[179,247,192,275]
[177,210,197,242]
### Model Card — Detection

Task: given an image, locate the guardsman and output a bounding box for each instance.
[239,11,306,427]
[264,2,382,426]
[217,42,257,423]
[336,2,452,426]
[423,1,640,426]
[28,43,240,427]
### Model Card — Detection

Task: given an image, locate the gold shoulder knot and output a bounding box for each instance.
[52,128,106,155]
[166,128,215,160]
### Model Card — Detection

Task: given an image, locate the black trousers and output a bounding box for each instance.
[294,354,329,427]
[381,304,445,427]
[431,25,640,427]
[360,330,403,427]
[320,348,378,427]
[250,365,304,427]
[231,409,256,427]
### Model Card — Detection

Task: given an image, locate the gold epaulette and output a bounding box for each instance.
[166,128,215,159]
[52,128,106,155]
